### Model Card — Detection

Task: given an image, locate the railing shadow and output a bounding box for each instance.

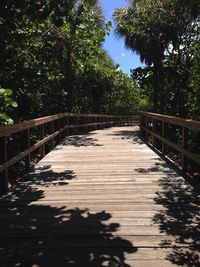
[0,168,136,266]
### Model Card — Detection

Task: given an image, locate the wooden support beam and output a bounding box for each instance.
[145,117,148,142]
[51,121,55,149]
[182,127,188,173]
[152,119,156,147]
[39,124,45,158]
[25,129,31,172]
[162,121,166,155]
[0,137,9,194]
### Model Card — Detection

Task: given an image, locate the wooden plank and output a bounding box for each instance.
[0,260,185,267]
[0,236,193,249]
[0,115,139,176]
[0,126,197,266]
[0,248,192,264]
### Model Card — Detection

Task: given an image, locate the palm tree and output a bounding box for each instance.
[114,0,176,112]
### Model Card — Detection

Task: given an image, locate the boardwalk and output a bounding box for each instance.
[0,126,199,266]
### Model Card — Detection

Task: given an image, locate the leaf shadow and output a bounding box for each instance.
[0,167,137,266]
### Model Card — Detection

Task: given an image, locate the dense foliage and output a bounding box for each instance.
[114,0,200,119]
[0,0,142,125]
[114,0,200,178]
[0,88,17,125]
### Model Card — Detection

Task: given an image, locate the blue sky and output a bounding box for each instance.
[100,0,145,75]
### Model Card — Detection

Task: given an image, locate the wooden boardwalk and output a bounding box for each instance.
[0,126,199,266]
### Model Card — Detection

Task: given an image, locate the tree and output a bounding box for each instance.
[0,88,17,125]
[114,0,176,112]
[114,0,200,116]
[0,0,142,121]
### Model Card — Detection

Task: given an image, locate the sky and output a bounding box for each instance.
[100,0,145,75]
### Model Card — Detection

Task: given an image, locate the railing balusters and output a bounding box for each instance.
[0,113,139,194]
[182,127,188,172]
[25,129,31,172]
[39,124,45,158]
[162,121,166,155]
[0,137,8,194]
[152,119,156,147]
[139,111,200,174]
[51,120,55,149]
[145,117,148,142]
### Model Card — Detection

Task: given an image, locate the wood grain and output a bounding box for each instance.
[0,126,198,266]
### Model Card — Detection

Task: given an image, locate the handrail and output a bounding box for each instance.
[139,111,200,174]
[139,112,200,131]
[0,113,139,194]
[0,113,114,137]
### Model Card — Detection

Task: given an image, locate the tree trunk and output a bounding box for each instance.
[153,60,165,114]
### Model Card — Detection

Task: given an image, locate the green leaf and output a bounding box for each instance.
[11,101,18,108]
[5,89,13,96]
[0,89,6,94]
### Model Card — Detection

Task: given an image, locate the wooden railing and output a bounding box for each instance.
[0,113,139,194]
[139,112,200,174]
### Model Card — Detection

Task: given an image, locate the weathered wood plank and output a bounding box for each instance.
[0,126,198,267]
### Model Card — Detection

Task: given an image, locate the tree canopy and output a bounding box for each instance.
[1,0,199,124]
[0,0,143,125]
[114,0,200,118]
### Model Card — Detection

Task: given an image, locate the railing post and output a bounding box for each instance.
[25,129,31,172]
[66,116,69,136]
[60,117,64,139]
[92,116,94,131]
[162,121,166,155]
[0,137,9,194]
[88,116,90,131]
[39,124,45,158]
[152,119,156,147]
[139,115,144,139]
[182,127,188,173]
[51,121,55,149]
[95,116,97,130]
[106,116,109,128]
[145,117,148,142]
[57,119,62,142]
[74,115,78,135]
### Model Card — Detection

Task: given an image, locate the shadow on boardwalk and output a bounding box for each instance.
[135,161,200,266]
[59,134,103,147]
[0,168,136,266]
[27,165,76,187]
[108,129,144,145]
[154,176,200,266]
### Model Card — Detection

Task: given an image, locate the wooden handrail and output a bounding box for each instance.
[0,113,116,137]
[139,112,200,174]
[0,113,139,194]
[139,112,200,131]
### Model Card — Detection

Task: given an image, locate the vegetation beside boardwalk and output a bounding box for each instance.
[0,0,199,177]
[0,0,144,125]
[115,0,200,119]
